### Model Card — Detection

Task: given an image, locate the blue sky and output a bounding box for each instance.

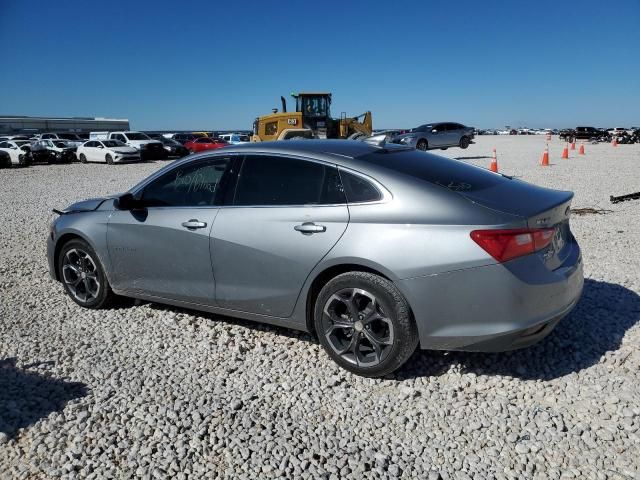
[1,0,638,130]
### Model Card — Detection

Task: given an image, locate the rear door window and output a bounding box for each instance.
[234,155,345,206]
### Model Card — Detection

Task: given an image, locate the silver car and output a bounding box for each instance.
[393,122,475,150]
[47,140,583,377]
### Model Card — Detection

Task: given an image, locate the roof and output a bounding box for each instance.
[221,139,380,158]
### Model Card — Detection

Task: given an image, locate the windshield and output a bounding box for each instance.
[15,141,30,146]
[103,140,126,147]
[125,132,151,140]
[411,124,432,133]
[54,141,69,148]
[161,138,180,146]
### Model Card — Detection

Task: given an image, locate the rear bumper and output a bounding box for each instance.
[398,240,583,351]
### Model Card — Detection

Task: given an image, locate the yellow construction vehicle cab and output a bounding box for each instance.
[251,92,372,142]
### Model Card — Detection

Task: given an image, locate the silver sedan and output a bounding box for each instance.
[393,122,475,150]
[47,140,583,377]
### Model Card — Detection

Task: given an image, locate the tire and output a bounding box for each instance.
[57,239,115,309]
[105,153,113,165]
[314,272,419,377]
[416,139,428,151]
[79,153,87,163]
[440,147,448,150]
[459,136,470,149]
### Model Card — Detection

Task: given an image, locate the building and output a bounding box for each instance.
[0,116,130,135]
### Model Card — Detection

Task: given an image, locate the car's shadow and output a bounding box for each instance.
[145,279,638,381]
[0,358,87,439]
[454,155,491,160]
[398,279,640,380]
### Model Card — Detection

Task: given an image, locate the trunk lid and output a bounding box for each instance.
[460,179,574,270]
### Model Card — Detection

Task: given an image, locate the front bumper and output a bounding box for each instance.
[114,155,142,163]
[398,240,584,351]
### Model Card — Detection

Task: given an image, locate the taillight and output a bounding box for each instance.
[470,228,555,263]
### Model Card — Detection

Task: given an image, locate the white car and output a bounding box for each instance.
[77,140,141,164]
[608,127,629,137]
[0,140,32,166]
[218,133,251,144]
[90,131,166,159]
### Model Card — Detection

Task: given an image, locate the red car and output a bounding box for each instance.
[184,137,229,152]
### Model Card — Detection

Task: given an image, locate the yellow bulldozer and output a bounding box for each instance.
[251,92,372,142]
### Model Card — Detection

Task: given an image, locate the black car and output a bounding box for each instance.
[149,135,190,158]
[574,126,599,140]
[31,139,77,164]
[171,133,198,145]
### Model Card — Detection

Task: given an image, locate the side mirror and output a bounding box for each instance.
[115,193,139,210]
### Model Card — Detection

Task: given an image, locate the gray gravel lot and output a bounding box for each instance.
[1,136,639,479]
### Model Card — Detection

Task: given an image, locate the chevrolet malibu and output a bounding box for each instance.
[47,140,583,377]
[393,122,475,151]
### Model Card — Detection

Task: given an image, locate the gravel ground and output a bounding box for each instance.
[1,136,639,479]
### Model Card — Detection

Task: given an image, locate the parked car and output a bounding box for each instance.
[149,135,190,157]
[393,122,474,151]
[77,140,141,164]
[0,135,31,142]
[37,132,84,147]
[608,127,629,137]
[30,139,77,163]
[184,137,228,152]
[90,131,167,160]
[558,129,575,142]
[0,140,32,166]
[574,127,599,140]
[167,133,198,145]
[47,140,583,377]
[218,133,251,145]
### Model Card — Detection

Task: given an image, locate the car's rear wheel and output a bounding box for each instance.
[79,153,87,163]
[58,239,115,309]
[314,272,418,377]
[105,153,113,165]
[416,139,428,151]
[459,136,470,149]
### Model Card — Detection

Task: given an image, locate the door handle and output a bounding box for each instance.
[181,219,207,229]
[294,222,326,234]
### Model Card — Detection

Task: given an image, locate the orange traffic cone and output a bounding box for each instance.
[579,144,585,155]
[570,141,576,150]
[612,137,618,147]
[541,145,550,166]
[561,144,569,159]
[490,148,498,172]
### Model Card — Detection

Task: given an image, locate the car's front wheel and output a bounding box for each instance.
[58,239,115,309]
[459,136,470,149]
[79,153,87,163]
[314,272,418,377]
[105,153,114,165]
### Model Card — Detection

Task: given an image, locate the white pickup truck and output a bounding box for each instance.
[89,131,167,160]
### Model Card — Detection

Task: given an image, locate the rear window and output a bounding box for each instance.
[362,150,505,192]
[340,170,381,203]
